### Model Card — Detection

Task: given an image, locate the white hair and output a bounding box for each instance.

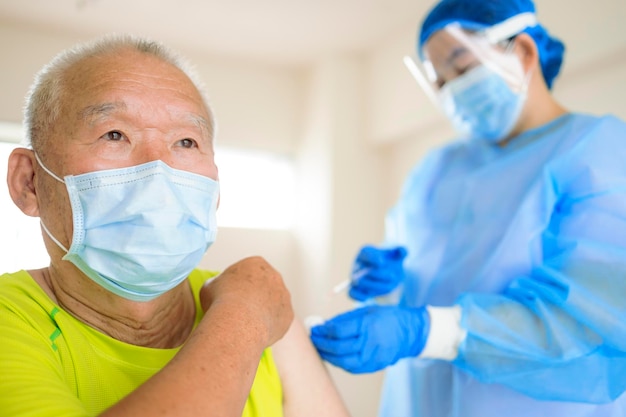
[23,33,214,152]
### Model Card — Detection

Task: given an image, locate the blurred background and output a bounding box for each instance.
[0,0,625,415]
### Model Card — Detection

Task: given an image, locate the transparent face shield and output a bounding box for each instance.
[404,13,538,136]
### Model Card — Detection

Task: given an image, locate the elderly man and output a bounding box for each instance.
[1,34,350,417]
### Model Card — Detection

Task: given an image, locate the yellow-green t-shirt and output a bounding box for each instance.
[0,269,283,417]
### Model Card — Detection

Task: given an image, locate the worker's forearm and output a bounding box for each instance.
[100,300,267,417]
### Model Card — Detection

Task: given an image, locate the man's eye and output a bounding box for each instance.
[179,138,197,148]
[103,131,124,141]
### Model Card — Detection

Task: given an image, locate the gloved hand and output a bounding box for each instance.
[310,305,430,374]
[349,245,408,301]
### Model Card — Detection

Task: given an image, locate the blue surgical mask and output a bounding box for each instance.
[36,154,219,301]
[439,65,527,144]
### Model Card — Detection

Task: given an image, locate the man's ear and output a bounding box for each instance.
[7,147,40,217]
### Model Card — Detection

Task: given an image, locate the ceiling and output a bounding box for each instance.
[0,0,624,70]
[0,0,431,67]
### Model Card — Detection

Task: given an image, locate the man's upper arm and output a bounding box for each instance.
[271,318,351,417]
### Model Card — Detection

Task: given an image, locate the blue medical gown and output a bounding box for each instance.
[379,113,626,417]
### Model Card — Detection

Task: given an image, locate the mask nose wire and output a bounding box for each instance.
[33,152,70,253]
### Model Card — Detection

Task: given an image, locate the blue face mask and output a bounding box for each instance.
[36,154,219,301]
[439,65,527,144]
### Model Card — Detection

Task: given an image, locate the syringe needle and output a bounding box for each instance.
[332,279,350,294]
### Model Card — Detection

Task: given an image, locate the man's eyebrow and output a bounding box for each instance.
[188,113,214,139]
[78,102,126,125]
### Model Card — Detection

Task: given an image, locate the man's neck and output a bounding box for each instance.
[30,265,197,349]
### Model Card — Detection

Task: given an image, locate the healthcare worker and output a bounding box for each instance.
[311,0,626,416]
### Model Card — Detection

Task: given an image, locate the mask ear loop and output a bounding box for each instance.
[40,221,70,253]
[498,39,534,95]
[482,12,538,92]
[34,152,65,184]
[33,152,70,253]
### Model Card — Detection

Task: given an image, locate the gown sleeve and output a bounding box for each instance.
[453,117,626,403]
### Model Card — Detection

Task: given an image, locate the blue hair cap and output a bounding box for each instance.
[418,0,565,89]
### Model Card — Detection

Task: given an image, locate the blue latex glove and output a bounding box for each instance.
[349,245,408,301]
[310,305,430,373]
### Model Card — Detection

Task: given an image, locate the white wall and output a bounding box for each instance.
[185,53,303,155]
[0,22,78,125]
[294,56,389,417]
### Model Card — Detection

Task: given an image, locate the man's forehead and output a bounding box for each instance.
[60,49,213,132]
[78,102,126,123]
[67,49,187,90]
